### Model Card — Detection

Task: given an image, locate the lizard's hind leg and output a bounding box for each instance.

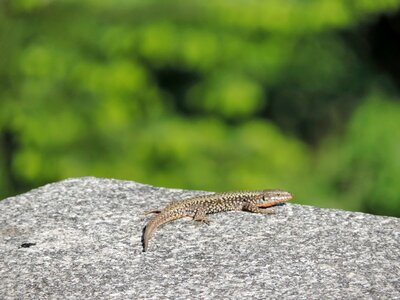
[144,209,162,215]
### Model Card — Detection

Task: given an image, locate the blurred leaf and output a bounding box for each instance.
[188,73,264,118]
[317,93,400,216]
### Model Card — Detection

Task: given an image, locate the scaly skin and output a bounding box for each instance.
[142,189,293,252]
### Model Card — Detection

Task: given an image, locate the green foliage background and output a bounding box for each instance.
[1,0,400,216]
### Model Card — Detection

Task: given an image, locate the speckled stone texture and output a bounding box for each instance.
[0,177,399,299]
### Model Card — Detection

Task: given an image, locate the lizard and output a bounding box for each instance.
[142,189,293,252]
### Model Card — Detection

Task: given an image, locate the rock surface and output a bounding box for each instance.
[0,177,399,299]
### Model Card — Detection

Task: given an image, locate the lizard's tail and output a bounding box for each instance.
[142,214,167,252]
[142,212,182,252]
[142,220,154,252]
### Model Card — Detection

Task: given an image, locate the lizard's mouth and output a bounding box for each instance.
[257,202,282,208]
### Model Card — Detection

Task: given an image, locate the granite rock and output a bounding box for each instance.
[0,177,399,299]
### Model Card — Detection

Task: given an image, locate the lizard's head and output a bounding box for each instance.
[256,189,293,208]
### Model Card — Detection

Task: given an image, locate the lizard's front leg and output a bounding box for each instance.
[242,203,275,214]
[193,208,211,225]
